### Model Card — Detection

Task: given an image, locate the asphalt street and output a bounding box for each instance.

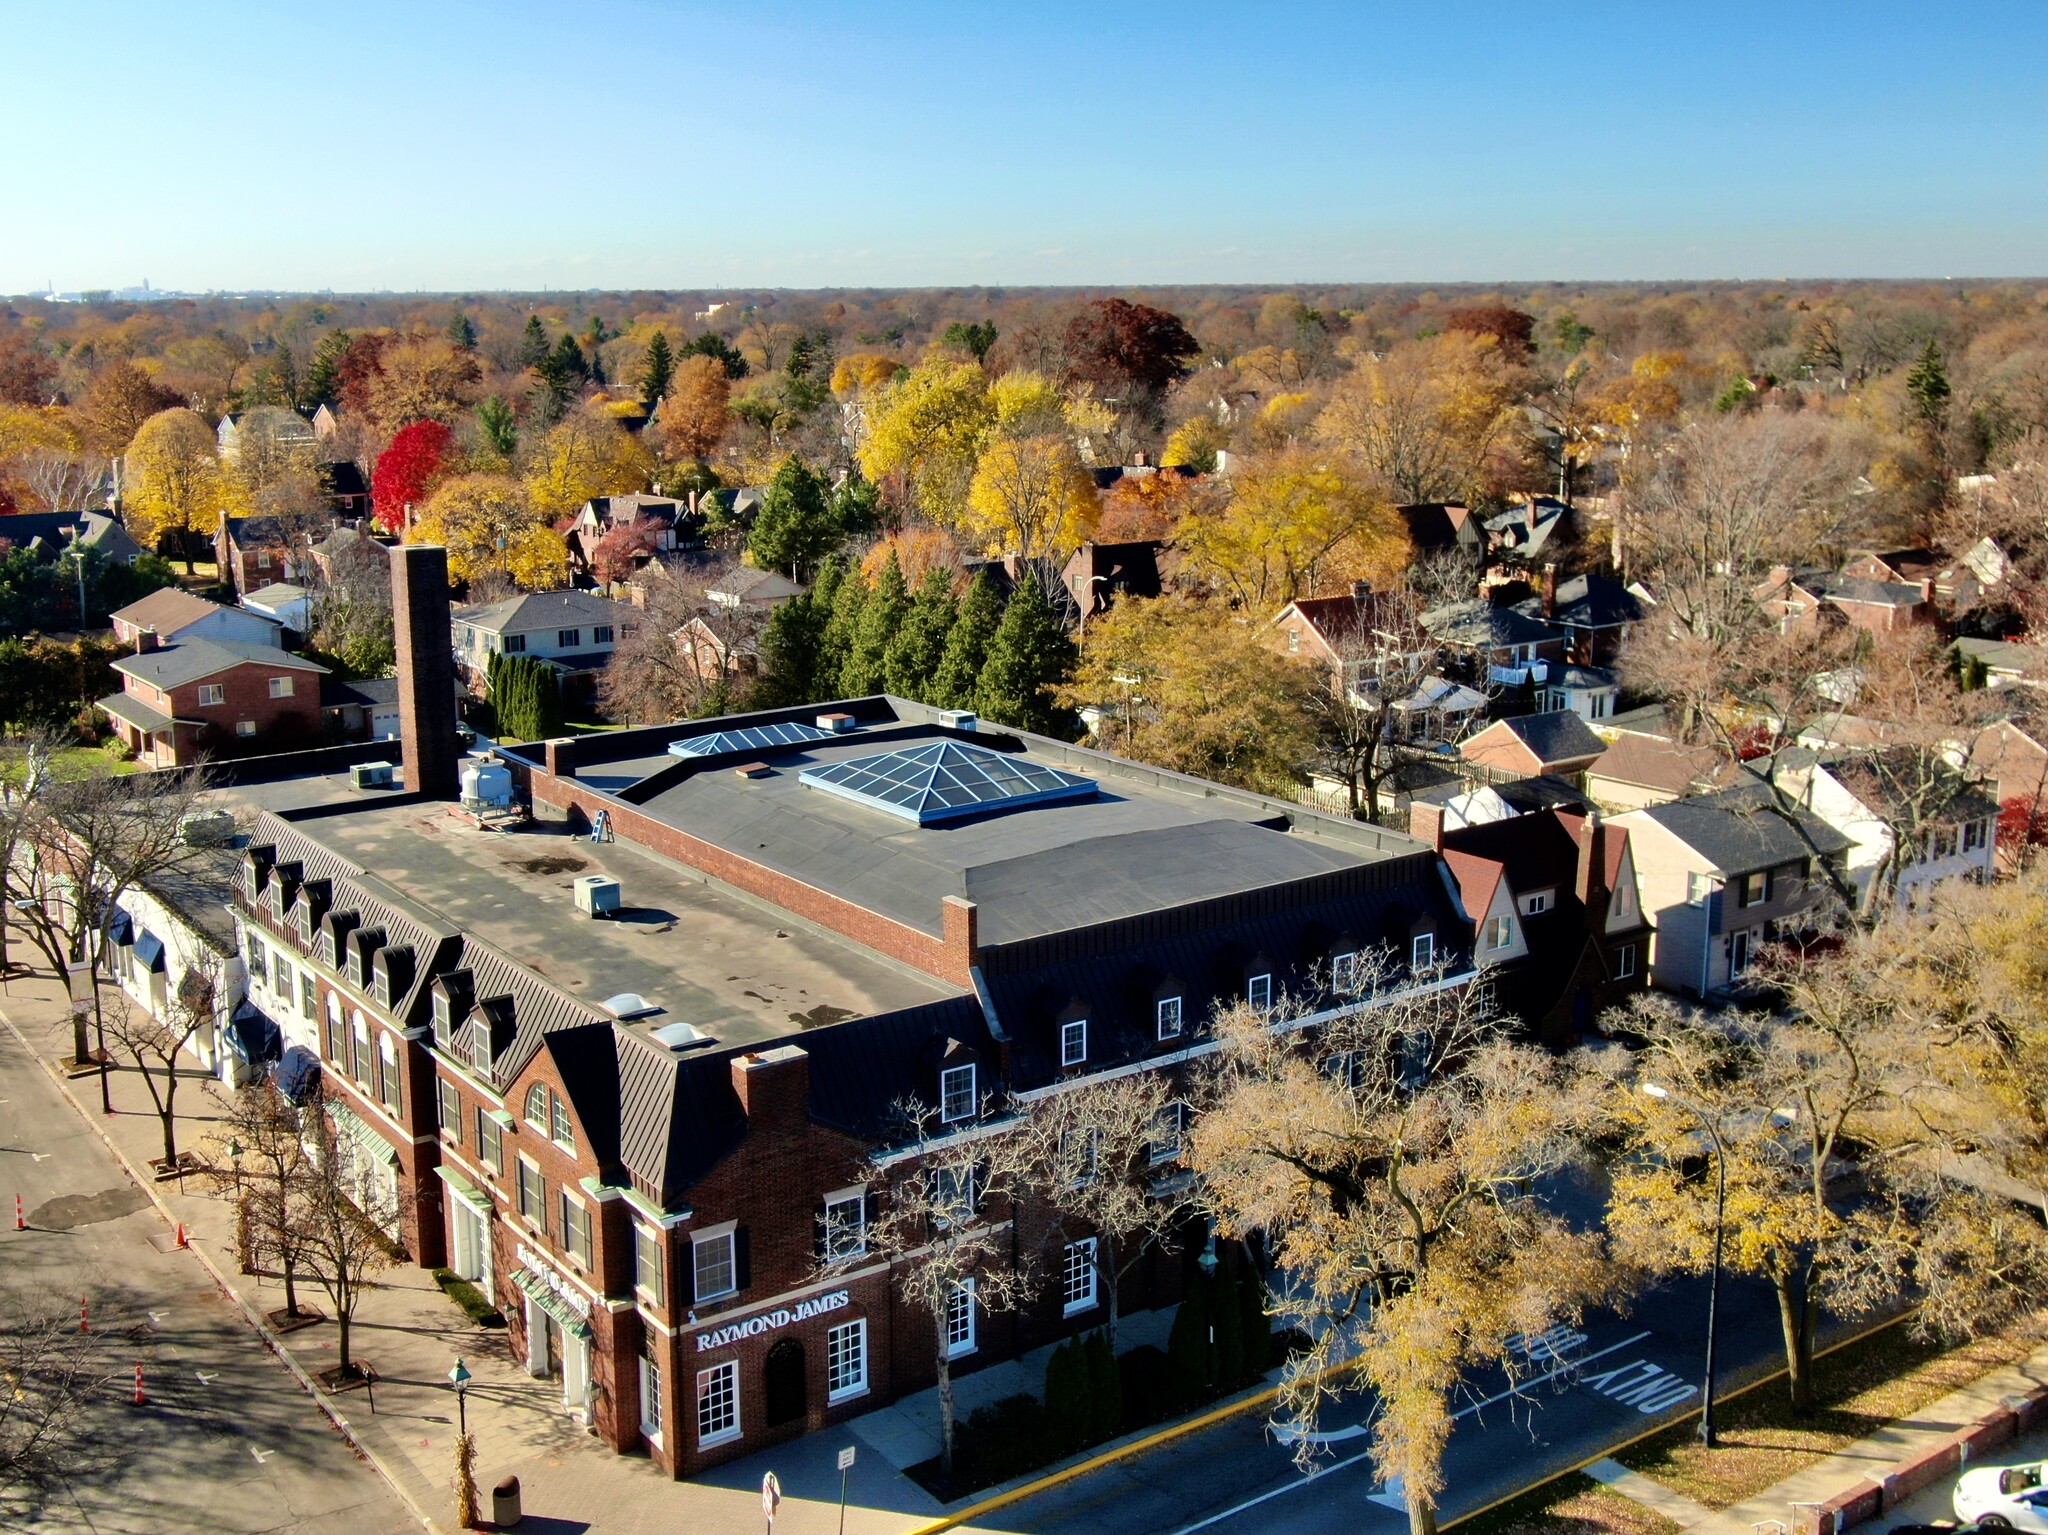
[0,1014,416,1535]
[990,1268,1854,1535]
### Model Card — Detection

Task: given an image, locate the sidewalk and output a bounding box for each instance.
[0,964,1223,1535]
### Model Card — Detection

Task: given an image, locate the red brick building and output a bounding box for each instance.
[99,634,327,767]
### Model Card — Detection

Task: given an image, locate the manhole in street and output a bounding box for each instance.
[30,1186,151,1230]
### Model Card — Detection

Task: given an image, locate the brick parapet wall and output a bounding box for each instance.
[1797,1384,2048,1535]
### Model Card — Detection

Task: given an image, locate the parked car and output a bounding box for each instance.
[1956,1463,2048,1529]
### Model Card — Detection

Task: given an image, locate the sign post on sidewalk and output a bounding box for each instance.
[837,1445,856,1535]
[761,1470,781,1534]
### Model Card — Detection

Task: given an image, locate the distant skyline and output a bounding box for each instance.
[2,0,2042,294]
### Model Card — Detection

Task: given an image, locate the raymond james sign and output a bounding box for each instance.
[517,1243,593,1318]
[696,1290,849,1350]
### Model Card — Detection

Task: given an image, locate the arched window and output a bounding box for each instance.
[524,1083,548,1131]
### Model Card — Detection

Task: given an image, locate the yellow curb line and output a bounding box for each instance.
[0,1002,445,1535]
[1441,1307,1917,1533]
[900,1377,1292,1535]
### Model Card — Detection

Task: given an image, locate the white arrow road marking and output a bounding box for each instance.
[195,1371,219,1385]
[147,1311,168,1325]
[1173,1331,1655,1535]
[250,1446,274,1464]
[1368,1475,1407,1511]
[29,1153,49,1162]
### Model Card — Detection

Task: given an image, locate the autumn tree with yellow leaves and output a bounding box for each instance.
[856,359,993,524]
[123,407,229,567]
[1317,333,1524,504]
[962,434,1098,561]
[524,411,652,521]
[1178,450,1410,609]
[410,473,566,589]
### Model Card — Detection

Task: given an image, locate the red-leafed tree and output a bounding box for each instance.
[336,333,391,420]
[590,519,664,586]
[1062,298,1201,398]
[371,419,452,533]
[1444,306,1537,359]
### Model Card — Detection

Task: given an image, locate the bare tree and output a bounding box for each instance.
[296,1086,405,1378]
[823,1096,1037,1488]
[101,949,223,1172]
[598,564,763,724]
[1300,589,1443,823]
[207,1079,319,1317]
[1188,960,1612,1535]
[0,1281,123,1499]
[1025,1070,1200,1353]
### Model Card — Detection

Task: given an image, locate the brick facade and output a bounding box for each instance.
[111,658,321,768]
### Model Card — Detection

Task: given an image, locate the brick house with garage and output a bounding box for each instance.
[98,634,327,767]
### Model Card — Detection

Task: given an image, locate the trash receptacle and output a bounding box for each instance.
[492,1475,521,1529]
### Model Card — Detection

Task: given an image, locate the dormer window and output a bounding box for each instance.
[1246,973,1273,1012]
[469,1026,493,1075]
[939,1063,976,1124]
[1060,1019,1088,1069]
[1518,890,1553,916]
[1156,996,1183,1041]
[1331,951,1361,995]
[1411,932,1436,969]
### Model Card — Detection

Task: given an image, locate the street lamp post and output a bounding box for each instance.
[449,1358,471,1438]
[227,1136,250,1272]
[1642,1080,1725,1447]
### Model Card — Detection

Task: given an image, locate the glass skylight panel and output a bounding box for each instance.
[798,741,1096,824]
[666,721,837,758]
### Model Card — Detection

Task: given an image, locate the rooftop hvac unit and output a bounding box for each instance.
[938,709,978,732]
[573,874,621,918]
[349,761,395,790]
[815,712,856,733]
[177,809,236,847]
[460,759,513,808]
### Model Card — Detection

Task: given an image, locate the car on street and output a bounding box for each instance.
[1956,1463,2048,1528]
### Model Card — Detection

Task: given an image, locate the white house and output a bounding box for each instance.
[1765,748,1999,912]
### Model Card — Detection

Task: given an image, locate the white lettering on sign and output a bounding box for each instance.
[695,1289,851,1350]
[1579,1358,1700,1415]
[516,1242,593,1318]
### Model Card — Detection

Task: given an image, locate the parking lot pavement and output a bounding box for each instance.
[1870,1427,2048,1533]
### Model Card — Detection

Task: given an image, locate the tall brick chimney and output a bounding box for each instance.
[732,1045,811,1127]
[390,543,460,799]
[1541,563,1559,619]
[1574,809,1606,907]
[134,627,159,654]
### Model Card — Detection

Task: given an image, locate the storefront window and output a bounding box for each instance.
[827,1318,867,1402]
[697,1360,739,1444]
[1063,1238,1099,1315]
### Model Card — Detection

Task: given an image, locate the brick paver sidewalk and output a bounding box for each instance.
[0,966,940,1535]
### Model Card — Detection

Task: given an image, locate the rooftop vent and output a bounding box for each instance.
[178,809,236,847]
[816,712,856,734]
[650,1021,712,1051]
[734,762,772,779]
[938,710,978,732]
[602,992,659,1019]
[573,874,621,918]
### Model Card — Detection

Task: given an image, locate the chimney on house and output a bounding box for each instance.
[1409,800,1445,850]
[134,627,159,654]
[1541,563,1558,619]
[731,1045,810,1126]
[1133,450,1150,468]
[390,543,461,799]
[1352,579,1372,601]
[1574,809,1605,907]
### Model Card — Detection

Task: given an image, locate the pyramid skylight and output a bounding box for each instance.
[798,741,1097,825]
[667,721,838,758]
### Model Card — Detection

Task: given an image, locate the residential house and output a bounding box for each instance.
[110,588,283,650]
[1481,495,1572,565]
[1420,599,1565,684]
[310,522,380,582]
[1816,573,1929,633]
[321,676,404,741]
[242,581,312,637]
[1955,636,2046,690]
[565,495,696,585]
[1432,808,1651,1046]
[1059,540,1169,631]
[1964,719,2048,862]
[1405,774,1592,841]
[323,460,371,521]
[1753,566,1831,633]
[217,513,328,596]
[1612,786,1853,997]
[1511,567,1643,664]
[706,567,804,612]
[0,510,142,564]
[1394,502,1482,556]
[1761,747,1998,911]
[452,590,636,702]
[97,634,328,767]
[1585,732,1735,812]
[217,408,317,464]
[1542,665,1621,723]
[1459,711,1607,780]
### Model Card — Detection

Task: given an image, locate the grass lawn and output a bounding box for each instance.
[1615,1311,2048,1509]
[1457,1471,1683,1535]
[1,742,138,783]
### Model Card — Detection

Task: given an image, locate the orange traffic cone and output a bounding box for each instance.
[174,1222,187,1249]
[133,1363,145,1406]
[13,1193,23,1230]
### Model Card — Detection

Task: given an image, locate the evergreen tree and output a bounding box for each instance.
[475,396,518,458]
[533,661,565,738]
[748,456,839,579]
[304,331,350,408]
[828,470,882,540]
[976,578,1077,736]
[517,315,550,370]
[754,590,826,709]
[1084,1330,1122,1444]
[885,568,959,702]
[929,571,1000,711]
[846,552,909,697]
[640,330,675,413]
[1166,1276,1214,1411]
[446,312,478,350]
[1907,338,1952,427]
[818,563,869,697]
[1042,1337,1090,1460]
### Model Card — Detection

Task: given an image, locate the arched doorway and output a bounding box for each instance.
[764,1339,807,1428]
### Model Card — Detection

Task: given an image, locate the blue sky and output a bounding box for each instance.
[1,0,2041,291]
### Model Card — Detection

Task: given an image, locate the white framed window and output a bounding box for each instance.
[300,971,317,1020]
[1518,890,1553,916]
[1965,818,1989,853]
[1615,879,1634,916]
[1740,871,1769,907]
[944,1280,977,1358]
[939,1063,976,1123]
[1061,1128,1099,1188]
[639,1346,663,1444]
[1246,973,1272,1011]
[274,955,295,1001]
[1156,996,1183,1040]
[503,633,526,654]
[693,1226,737,1301]
[524,1083,548,1131]
[551,1094,575,1151]
[558,629,581,649]
[1614,943,1637,980]
[1326,1050,1367,1090]
[561,1192,592,1267]
[1060,1019,1088,1068]
[235,719,258,737]
[931,1164,976,1228]
[1730,928,1755,977]
[198,683,225,706]
[516,1155,544,1230]
[1686,872,1714,907]
[635,1223,665,1300]
[1410,932,1435,969]
[477,1109,503,1175]
[1488,916,1514,950]
[593,625,615,645]
[1331,951,1361,993]
[268,676,294,699]
[438,1077,462,1142]
[823,1190,867,1261]
[1149,1102,1186,1166]
[697,1359,739,1445]
[432,990,452,1034]
[1063,1238,1099,1316]
[378,1032,401,1114]
[351,1012,372,1086]
[827,1317,868,1402]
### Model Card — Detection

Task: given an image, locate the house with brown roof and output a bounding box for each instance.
[1058,540,1170,631]
[1394,502,1482,555]
[1459,711,1607,779]
[98,634,327,767]
[1585,732,1736,811]
[110,588,283,651]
